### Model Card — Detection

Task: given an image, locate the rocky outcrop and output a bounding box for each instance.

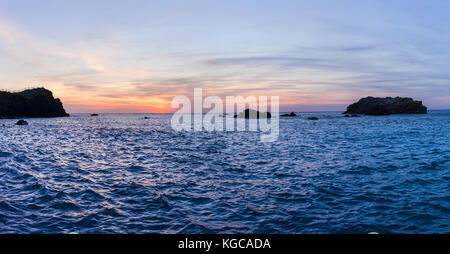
[0,88,69,119]
[307,117,319,120]
[15,120,28,125]
[344,97,427,116]
[234,109,271,119]
[281,112,297,117]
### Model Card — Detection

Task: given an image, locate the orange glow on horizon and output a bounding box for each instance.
[59,93,355,114]
[49,83,364,114]
[60,95,173,114]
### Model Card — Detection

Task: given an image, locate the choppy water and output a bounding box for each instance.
[0,111,449,233]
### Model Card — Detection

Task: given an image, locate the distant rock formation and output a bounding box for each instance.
[91,113,99,117]
[344,97,427,116]
[234,109,271,119]
[0,88,69,119]
[307,117,319,120]
[281,112,297,117]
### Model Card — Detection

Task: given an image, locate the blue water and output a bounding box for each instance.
[0,111,449,234]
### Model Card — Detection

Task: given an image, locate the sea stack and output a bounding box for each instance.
[344,97,427,116]
[0,88,69,119]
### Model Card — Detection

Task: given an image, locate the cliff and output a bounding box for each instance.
[0,88,69,118]
[344,96,427,115]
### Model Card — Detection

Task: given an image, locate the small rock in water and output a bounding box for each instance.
[15,120,28,125]
[90,113,99,117]
[307,117,319,120]
[281,112,297,117]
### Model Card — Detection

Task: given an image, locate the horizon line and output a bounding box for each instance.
[67,109,450,114]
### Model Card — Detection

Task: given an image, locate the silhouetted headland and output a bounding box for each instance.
[345,96,427,116]
[0,88,69,119]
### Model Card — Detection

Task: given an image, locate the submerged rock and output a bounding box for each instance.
[0,88,69,119]
[307,117,319,120]
[234,109,271,119]
[281,112,297,117]
[344,97,427,115]
[15,120,28,125]
[90,113,99,117]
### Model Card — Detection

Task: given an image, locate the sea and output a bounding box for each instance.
[0,111,449,233]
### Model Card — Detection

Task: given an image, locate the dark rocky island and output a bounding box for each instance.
[0,88,69,119]
[344,97,427,116]
[234,108,271,119]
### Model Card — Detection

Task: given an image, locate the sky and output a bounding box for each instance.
[0,0,450,113]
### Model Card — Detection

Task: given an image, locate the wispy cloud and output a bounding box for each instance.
[1,0,450,112]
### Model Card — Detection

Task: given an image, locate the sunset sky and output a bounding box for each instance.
[1,0,450,113]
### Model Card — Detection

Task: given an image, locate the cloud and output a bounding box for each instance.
[0,19,137,76]
[2,10,450,113]
[0,21,20,42]
[204,43,450,84]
